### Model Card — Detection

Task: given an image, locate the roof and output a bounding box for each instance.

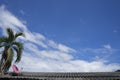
[1,72,120,80]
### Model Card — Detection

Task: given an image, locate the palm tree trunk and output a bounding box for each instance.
[0,48,9,75]
[0,57,4,75]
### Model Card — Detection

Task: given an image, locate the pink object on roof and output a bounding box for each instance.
[12,64,20,74]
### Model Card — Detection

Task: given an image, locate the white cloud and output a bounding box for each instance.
[81,45,116,54]
[103,44,111,50]
[48,40,76,53]
[79,45,118,62]
[0,5,27,32]
[24,31,47,48]
[58,44,76,53]
[0,5,120,72]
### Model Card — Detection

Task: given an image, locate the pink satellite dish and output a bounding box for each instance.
[12,64,20,74]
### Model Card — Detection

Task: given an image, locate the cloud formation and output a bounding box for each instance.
[0,5,120,72]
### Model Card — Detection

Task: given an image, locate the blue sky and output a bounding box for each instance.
[0,0,120,72]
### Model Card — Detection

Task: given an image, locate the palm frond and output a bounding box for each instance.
[12,42,23,63]
[0,43,8,48]
[0,37,8,43]
[15,32,25,39]
[0,37,8,48]
[6,28,14,42]
[12,46,19,54]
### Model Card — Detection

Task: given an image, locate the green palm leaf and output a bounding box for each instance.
[0,37,8,43]
[6,28,14,42]
[15,32,25,39]
[12,42,23,63]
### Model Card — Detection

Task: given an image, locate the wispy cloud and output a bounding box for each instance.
[103,44,112,50]
[80,44,117,55]
[20,10,25,15]
[79,44,119,62]
[0,5,120,72]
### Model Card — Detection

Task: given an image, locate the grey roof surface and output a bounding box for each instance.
[1,72,120,80]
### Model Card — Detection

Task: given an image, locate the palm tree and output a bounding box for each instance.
[0,28,24,75]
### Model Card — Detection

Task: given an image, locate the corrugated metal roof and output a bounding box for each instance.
[1,72,120,80]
